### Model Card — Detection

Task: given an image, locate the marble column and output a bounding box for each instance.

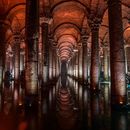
[82,34,88,83]
[25,0,39,96]
[78,48,82,79]
[103,47,109,81]
[89,18,101,90]
[0,25,6,89]
[14,32,20,87]
[42,23,49,83]
[108,0,126,106]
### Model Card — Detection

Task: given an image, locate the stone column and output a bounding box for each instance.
[103,47,109,81]
[42,23,49,83]
[49,47,52,80]
[76,52,79,78]
[14,32,20,87]
[78,48,82,79]
[82,33,89,83]
[20,50,25,72]
[125,45,130,73]
[0,25,6,89]
[89,18,101,91]
[53,49,56,78]
[25,0,39,96]
[108,0,126,106]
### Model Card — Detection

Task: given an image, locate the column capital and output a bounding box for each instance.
[13,31,21,42]
[81,28,89,45]
[88,16,102,31]
[40,17,53,25]
[107,0,121,6]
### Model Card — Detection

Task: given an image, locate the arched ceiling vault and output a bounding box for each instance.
[0,0,130,62]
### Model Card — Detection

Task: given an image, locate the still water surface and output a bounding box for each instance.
[0,77,130,130]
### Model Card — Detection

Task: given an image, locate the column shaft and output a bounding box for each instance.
[25,0,39,95]
[42,23,49,83]
[14,33,20,86]
[82,43,88,83]
[108,0,126,105]
[103,47,109,81]
[90,30,99,90]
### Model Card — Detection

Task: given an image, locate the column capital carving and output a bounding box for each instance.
[40,17,53,25]
[13,31,21,42]
[88,16,102,31]
[107,0,121,6]
[81,30,89,45]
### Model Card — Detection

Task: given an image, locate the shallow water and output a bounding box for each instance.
[0,77,130,130]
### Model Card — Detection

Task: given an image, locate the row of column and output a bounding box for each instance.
[69,0,127,107]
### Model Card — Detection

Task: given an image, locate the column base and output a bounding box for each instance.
[111,95,128,111]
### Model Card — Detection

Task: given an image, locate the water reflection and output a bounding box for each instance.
[0,77,130,130]
[56,86,78,130]
[111,111,128,130]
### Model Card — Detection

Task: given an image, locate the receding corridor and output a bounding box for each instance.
[0,0,130,130]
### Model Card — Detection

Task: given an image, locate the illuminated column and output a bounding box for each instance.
[25,0,39,95]
[14,32,20,86]
[108,0,126,106]
[103,47,109,81]
[0,26,6,89]
[42,23,49,83]
[53,49,56,78]
[125,45,130,73]
[20,50,25,72]
[76,53,79,78]
[49,47,52,80]
[82,33,89,83]
[38,27,43,81]
[87,48,91,82]
[89,18,101,90]
[78,48,82,79]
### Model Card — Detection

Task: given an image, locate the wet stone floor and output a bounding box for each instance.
[0,77,130,130]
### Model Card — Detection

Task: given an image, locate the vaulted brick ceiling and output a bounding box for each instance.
[0,0,130,60]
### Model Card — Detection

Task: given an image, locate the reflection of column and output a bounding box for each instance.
[112,112,127,130]
[25,0,39,95]
[90,94,100,129]
[103,47,109,81]
[89,18,101,90]
[108,0,126,106]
